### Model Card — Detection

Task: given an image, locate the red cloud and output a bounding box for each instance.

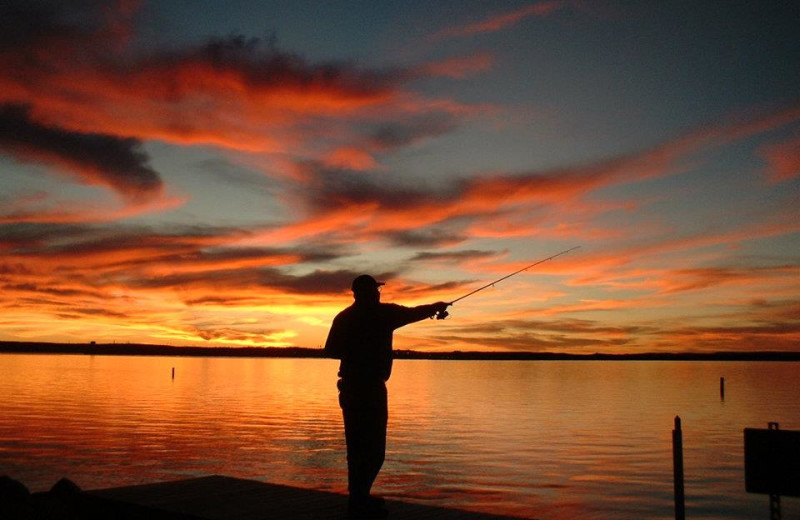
[0,38,401,152]
[322,147,380,171]
[418,53,494,79]
[760,134,800,183]
[258,132,690,247]
[263,101,800,250]
[0,11,463,158]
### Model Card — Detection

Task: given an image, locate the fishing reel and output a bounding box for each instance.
[433,301,453,320]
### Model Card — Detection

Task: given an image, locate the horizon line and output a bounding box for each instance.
[1,340,799,361]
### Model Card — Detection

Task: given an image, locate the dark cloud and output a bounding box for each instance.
[1,2,400,105]
[56,307,130,320]
[410,249,500,262]
[0,263,32,275]
[2,282,103,299]
[300,163,444,212]
[436,312,800,353]
[0,222,346,272]
[1,222,221,255]
[384,228,468,247]
[0,222,95,249]
[0,0,401,109]
[639,312,800,352]
[453,318,650,337]
[0,0,114,54]
[262,268,397,294]
[178,35,397,99]
[440,331,632,352]
[392,279,473,299]
[0,104,163,201]
[191,327,286,343]
[674,321,800,338]
[0,1,419,199]
[183,295,256,307]
[368,114,459,150]
[130,267,396,296]
[296,153,625,218]
[1,220,378,316]
[431,318,651,352]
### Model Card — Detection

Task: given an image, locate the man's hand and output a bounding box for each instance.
[432,301,450,320]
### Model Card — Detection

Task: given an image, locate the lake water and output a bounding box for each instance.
[1,354,798,519]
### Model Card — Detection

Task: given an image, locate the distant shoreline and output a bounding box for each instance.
[1,341,799,361]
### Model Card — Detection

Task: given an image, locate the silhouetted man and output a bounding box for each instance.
[325,274,448,518]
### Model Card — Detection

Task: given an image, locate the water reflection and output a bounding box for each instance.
[1,354,798,519]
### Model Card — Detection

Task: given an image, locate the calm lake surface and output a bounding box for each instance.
[1,354,798,519]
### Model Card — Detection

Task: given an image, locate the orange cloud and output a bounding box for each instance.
[656,266,800,295]
[249,131,690,247]
[235,102,800,260]
[431,1,566,40]
[0,219,361,345]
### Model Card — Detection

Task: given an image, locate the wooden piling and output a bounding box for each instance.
[720,377,725,400]
[768,422,781,520]
[673,416,685,520]
[171,367,175,380]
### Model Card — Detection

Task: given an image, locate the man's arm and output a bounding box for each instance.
[392,302,449,329]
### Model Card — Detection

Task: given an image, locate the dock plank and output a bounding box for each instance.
[90,475,534,520]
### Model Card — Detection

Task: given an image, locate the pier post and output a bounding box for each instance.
[673,416,685,520]
[720,377,725,400]
[171,367,175,380]
[768,422,781,520]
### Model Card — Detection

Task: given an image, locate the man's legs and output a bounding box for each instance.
[339,380,388,515]
[342,405,387,499]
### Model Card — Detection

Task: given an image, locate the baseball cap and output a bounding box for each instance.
[351,274,385,293]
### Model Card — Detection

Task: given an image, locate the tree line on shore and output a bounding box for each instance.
[1,341,799,361]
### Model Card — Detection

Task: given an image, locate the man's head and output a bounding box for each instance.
[351,274,384,303]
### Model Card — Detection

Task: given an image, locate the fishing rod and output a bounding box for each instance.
[435,246,581,319]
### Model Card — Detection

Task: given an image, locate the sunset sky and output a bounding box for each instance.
[1,1,798,353]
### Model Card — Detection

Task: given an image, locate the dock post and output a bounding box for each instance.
[768,422,781,520]
[171,367,175,380]
[673,416,685,520]
[720,377,725,400]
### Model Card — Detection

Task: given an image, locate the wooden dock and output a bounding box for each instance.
[84,475,534,520]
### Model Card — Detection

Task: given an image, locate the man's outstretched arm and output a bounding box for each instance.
[393,301,450,328]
